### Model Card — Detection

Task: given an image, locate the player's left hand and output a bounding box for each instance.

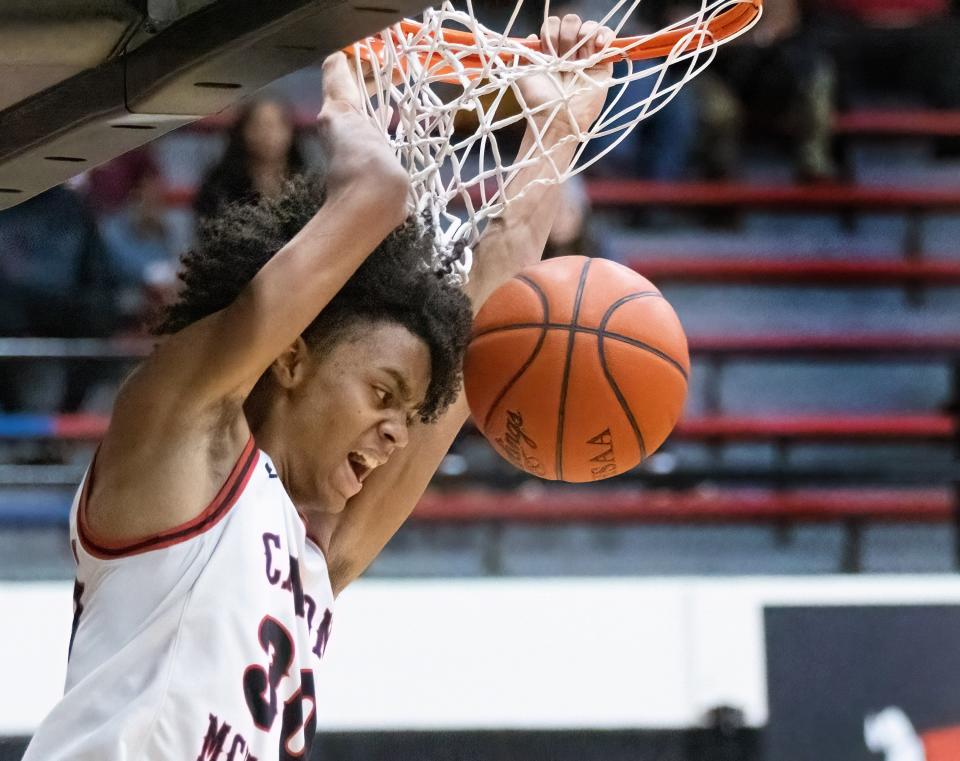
[518,14,615,136]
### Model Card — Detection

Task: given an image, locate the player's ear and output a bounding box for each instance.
[270,336,312,389]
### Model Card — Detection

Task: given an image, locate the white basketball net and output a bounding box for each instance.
[351,0,760,282]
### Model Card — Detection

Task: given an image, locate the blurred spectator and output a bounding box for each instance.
[581,0,837,183]
[696,0,838,182]
[798,0,960,112]
[581,0,701,183]
[0,186,119,339]
[98,159,179,330]
[84,146,161,217]
[194,95,307,221]
[0,186,121,413]
[588,61,700,182]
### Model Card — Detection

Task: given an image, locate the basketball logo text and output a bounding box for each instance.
[495,410,545,476]
[587,428,617,480]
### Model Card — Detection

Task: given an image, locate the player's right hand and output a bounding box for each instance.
[316,53,409,202]
[518,15,614,137]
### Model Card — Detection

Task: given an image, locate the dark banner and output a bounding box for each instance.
[765,605,960,761]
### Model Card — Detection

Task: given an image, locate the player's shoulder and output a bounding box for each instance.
[82,374,253,551]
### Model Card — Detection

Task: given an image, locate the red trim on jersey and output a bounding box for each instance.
[77,436,259,559]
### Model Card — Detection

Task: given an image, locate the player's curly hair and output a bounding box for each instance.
[154,174,474,423]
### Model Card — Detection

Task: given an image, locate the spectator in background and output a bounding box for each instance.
[589,61,700,182]
[98,158,179,330]
[85,146,161,217]
[581,0,837,183]
[0,186,119,340]
[194,95,307,221]
[798,0,960,112]
[696,0,838,182]
[579,0,701,183]
[0,185,120,414]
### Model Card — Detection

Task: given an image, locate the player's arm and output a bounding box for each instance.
[88,54,409,540]
[325,16,613,594]
[465,15,613,306]
[119,55,407,416]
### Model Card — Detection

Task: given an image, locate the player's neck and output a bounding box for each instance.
[245,398,339,547]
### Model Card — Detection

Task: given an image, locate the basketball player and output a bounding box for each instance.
[24,15,613,761]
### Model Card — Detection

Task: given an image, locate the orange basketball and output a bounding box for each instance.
[464,256,690,482]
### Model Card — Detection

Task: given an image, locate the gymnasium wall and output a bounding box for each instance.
[4,576,960,737]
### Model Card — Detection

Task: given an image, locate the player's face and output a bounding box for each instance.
[244,101,294,163]
[292,321,431,513]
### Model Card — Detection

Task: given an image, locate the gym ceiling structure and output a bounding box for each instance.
[0,0,426,210]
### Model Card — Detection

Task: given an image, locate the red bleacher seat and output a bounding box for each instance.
[585,180,960,211]
[631,258,960,285]
[689,333,960,356]
[414,487,953,522]
[834,109,960,137]
[54,414,114,440]
[674,414,955,441]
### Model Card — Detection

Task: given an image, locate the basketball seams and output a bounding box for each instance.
[472,320,689,382]
[603,328,688,380]
[480,276,550,433]
[597,291,690,383]
[515,274,548,310]
[597,292,689,380]
[471,291,661,339]
[555,258,592,481]
[596,294,660,462]
[598,340,648,462]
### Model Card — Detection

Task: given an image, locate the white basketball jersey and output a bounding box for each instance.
[24,436,336,761]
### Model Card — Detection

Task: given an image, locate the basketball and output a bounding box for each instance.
[464,256,689,482]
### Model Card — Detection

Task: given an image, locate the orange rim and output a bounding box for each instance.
[349,0,761,79]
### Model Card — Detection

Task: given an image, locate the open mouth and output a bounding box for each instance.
[347,452,373,483]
